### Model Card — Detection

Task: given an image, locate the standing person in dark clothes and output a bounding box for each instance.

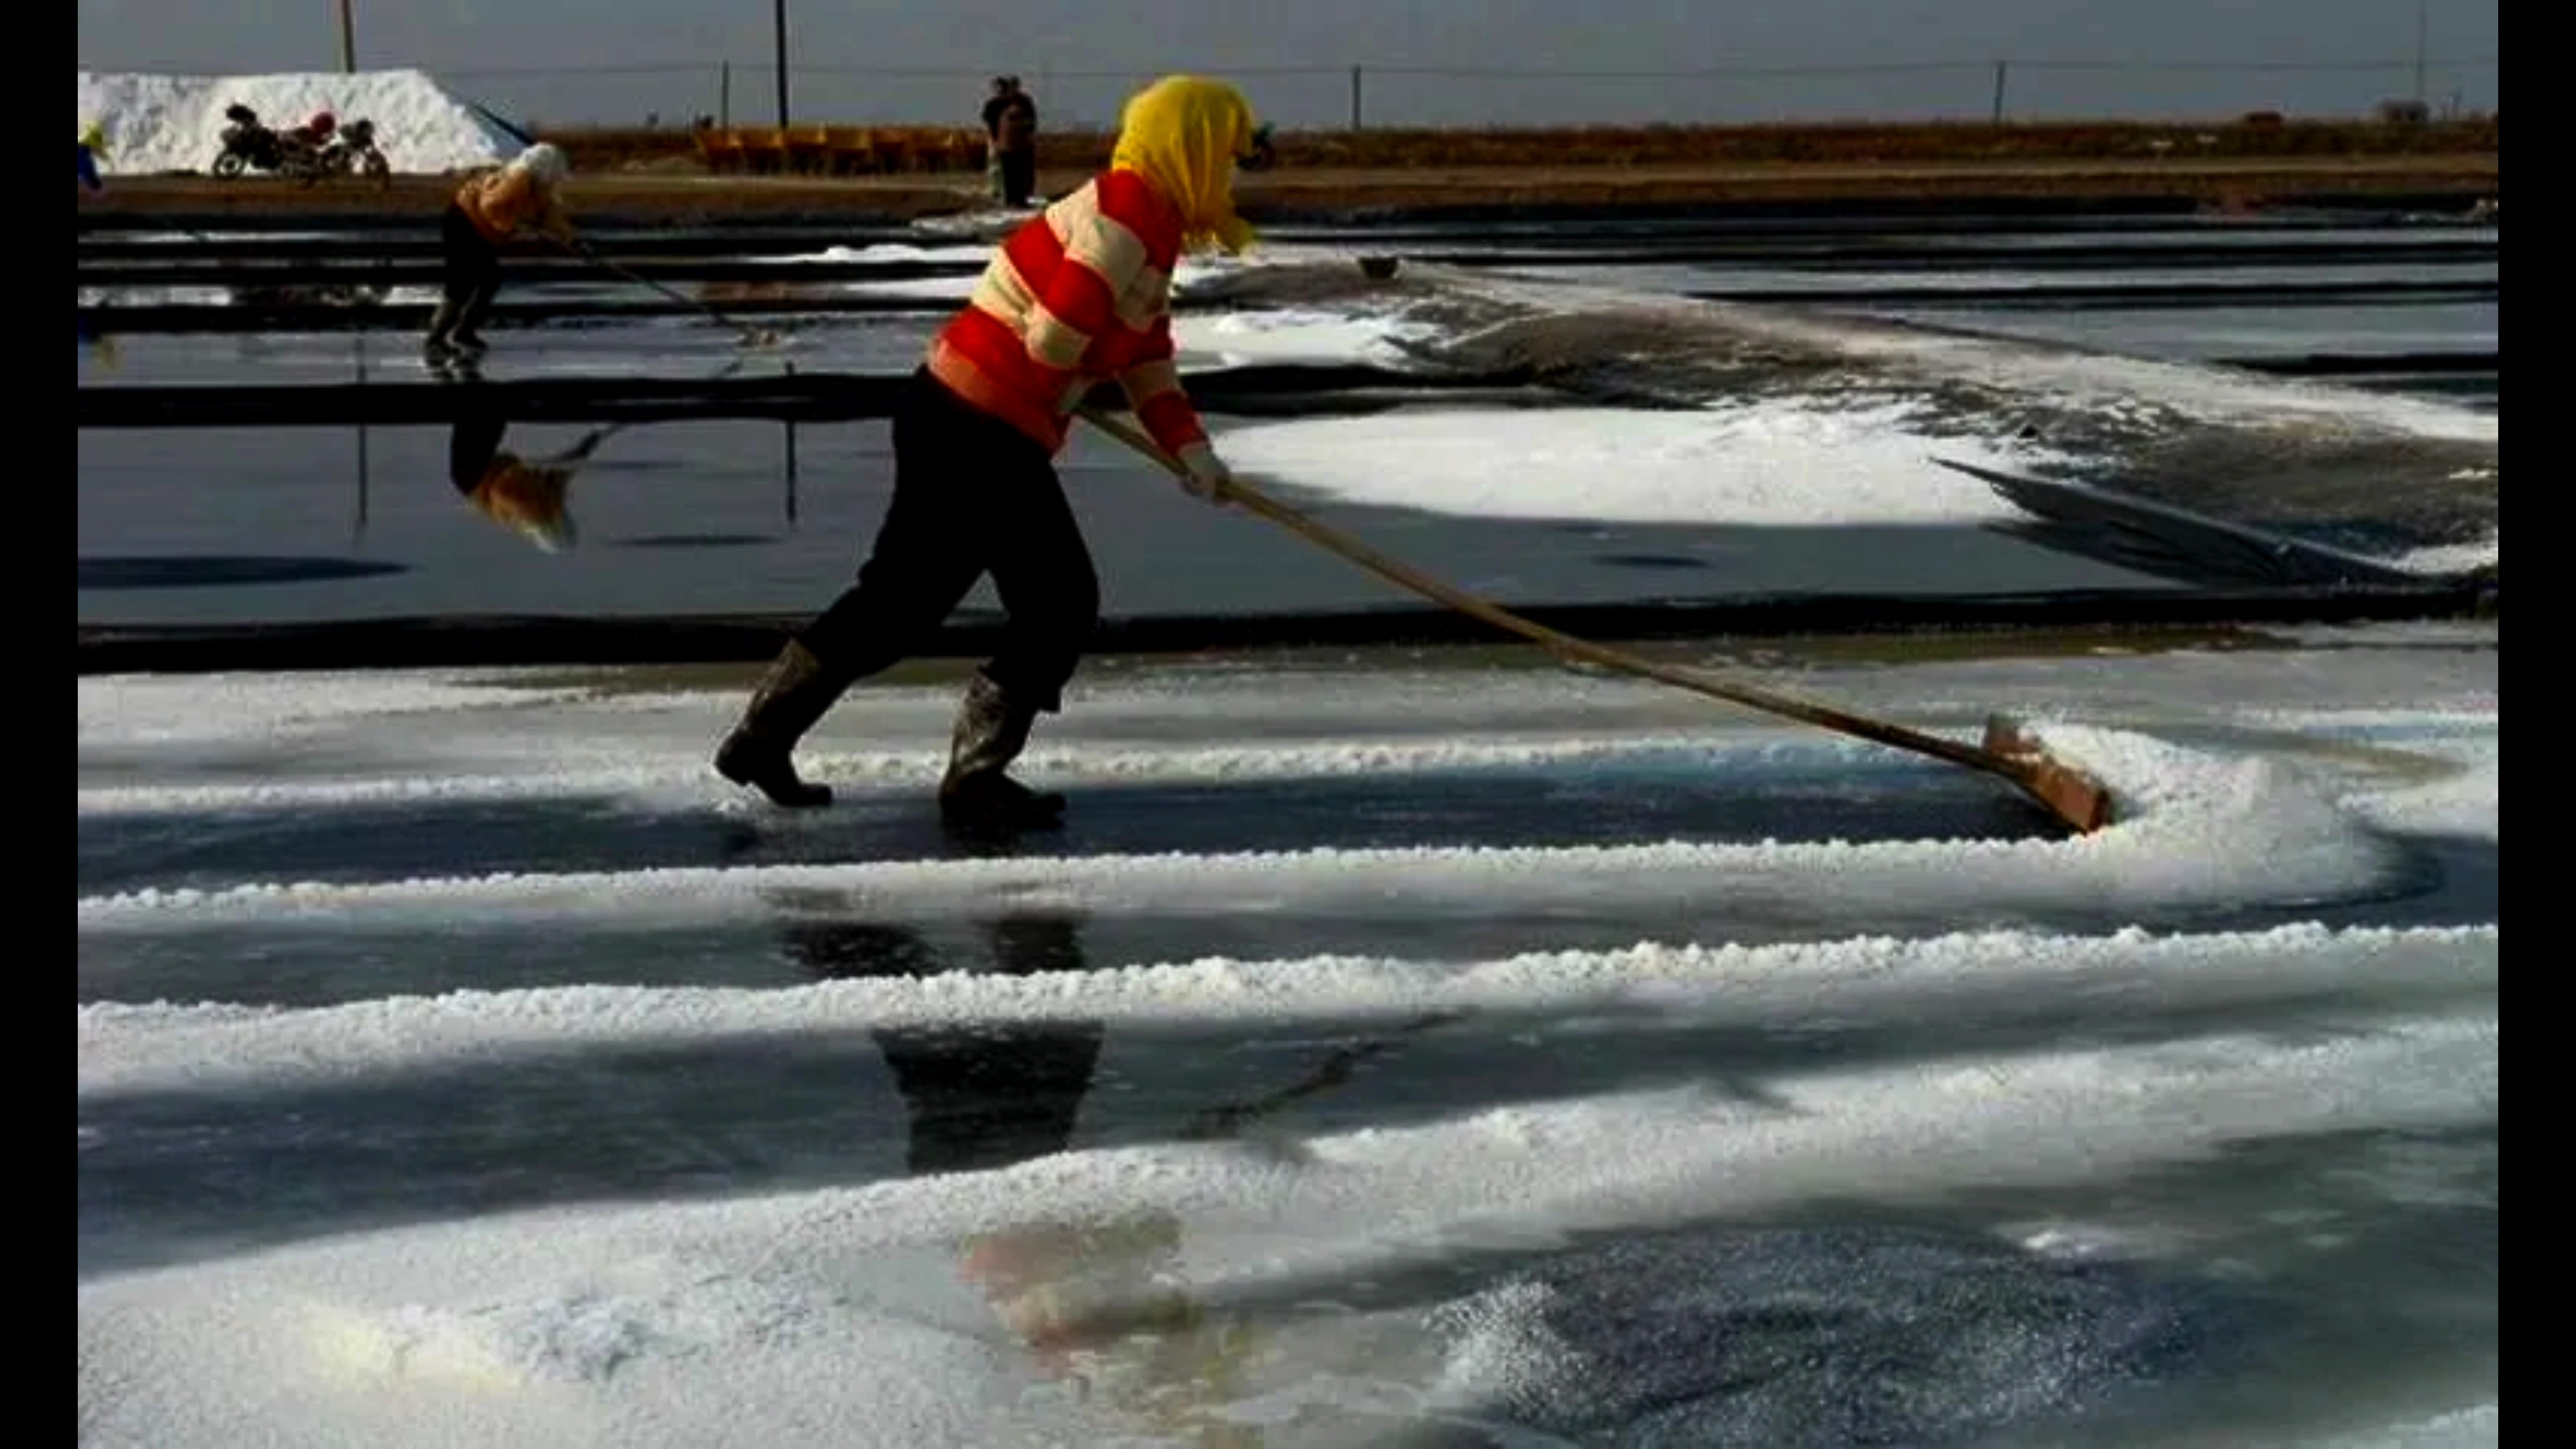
[979,76,1039,207]
[425,142,576,362]
[980,76,1015,204]
[994,78,1040,207]
[712,75,1268,831]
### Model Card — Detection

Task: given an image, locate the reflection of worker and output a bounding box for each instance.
[780,910,1261,1438]
[960,1206,1269,1449]
[78,122,107,195]
[78,320,119,370]
[445,410,613,552]
[427,143,576,362]
[713,76,1269,829]
[784,912,1102,1174]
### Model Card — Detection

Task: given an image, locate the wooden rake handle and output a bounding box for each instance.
[1078,405,2006,776]
[559,237,777,345]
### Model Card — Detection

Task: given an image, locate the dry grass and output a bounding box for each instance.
[539,115,2497,175]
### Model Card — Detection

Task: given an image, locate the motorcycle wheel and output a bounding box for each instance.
[212,152,247,178]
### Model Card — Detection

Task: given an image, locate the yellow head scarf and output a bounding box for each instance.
[80,121,107,158]
[1108,75,1258,256]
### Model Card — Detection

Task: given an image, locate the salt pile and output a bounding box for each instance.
[1216,403,2069,527]
[75,69,520,176]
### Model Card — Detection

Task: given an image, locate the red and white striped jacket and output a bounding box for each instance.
[926,169,1212,466]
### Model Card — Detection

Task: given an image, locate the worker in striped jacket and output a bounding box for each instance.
[715,75,1270,830]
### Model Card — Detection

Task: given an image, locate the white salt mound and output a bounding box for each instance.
[76,69,520,176]
[1216,404,2067,527]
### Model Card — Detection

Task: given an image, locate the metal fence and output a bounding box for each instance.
[435,58,2500,134]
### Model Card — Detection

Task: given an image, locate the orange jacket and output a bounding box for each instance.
[455,166,568,244]
[462,454,576,551]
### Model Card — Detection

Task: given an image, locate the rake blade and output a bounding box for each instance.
[1983,714,2116,835]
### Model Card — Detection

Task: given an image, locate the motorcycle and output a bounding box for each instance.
[311,117,391,188]
[209,106,325,180]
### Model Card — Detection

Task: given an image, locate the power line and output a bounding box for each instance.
[439,56,2498,82]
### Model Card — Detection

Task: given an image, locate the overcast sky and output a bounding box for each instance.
[76,0,2498,130]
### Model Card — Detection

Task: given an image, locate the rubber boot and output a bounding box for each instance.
[423,297,462,358]
[938,672,1067,830]
[713,639,848,807]
[451,316,490,355]
[450,286,496,354]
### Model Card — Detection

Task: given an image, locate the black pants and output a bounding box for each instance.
[799,368,1100,712]
[999,149,1036,206]
[447,412,506,493]
[439,201,502,332]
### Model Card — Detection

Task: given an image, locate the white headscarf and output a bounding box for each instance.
[515,143,569,186]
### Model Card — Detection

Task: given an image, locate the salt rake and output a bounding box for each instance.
[1079,407,2116,836]
[561,238,787,349]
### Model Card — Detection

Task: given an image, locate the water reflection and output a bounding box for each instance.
[76,321,119,371]
[782,908,1269,1442]
[426,356,803,553]
[773,901,2255,1446]
[782,912,1102,1176]
[445,400,620,553]
[227,282,388,310]
[75,555,409,590]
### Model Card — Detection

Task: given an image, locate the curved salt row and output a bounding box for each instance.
[77,920,2493,1097]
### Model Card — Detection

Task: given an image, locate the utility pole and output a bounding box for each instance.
[1990,59,2008,123]
[335,0,355,72]
[773,0,790,127]
[2413,0,2428,105]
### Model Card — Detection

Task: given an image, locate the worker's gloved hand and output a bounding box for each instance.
[1173,442,1233,506]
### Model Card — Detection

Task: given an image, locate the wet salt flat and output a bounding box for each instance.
[80,209,2498,1446]
[75,278,2497,626]
[78,629,2497,1446]
[74,405,2184,627]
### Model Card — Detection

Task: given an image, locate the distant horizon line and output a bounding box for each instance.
[76,56,2504,80]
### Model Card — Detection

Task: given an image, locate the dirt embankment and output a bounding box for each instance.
[78,151,2499,227]
[563,115,2499,172]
